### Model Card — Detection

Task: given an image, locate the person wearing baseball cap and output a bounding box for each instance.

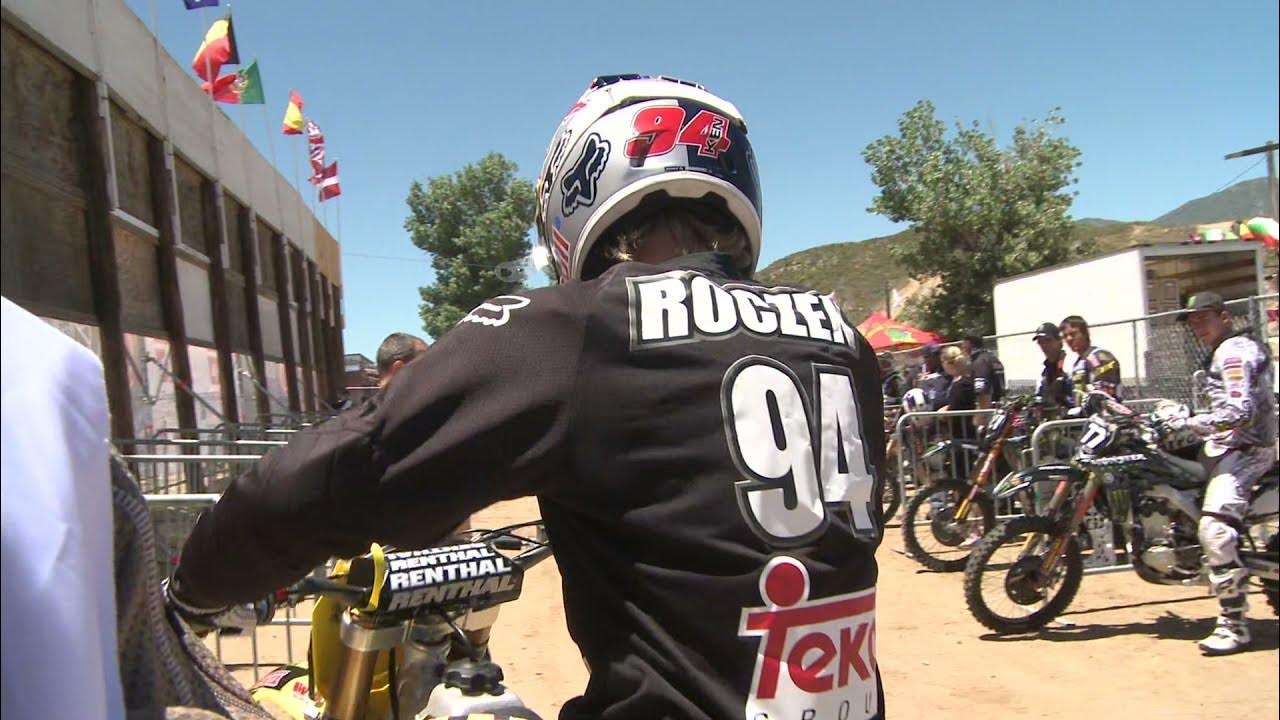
[961,331,1006,409]
[1167,291,1277,655]
[1031,322,1071,407]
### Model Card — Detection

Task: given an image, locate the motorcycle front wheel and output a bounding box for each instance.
[902,480,996,572]
[963,515,1083,634]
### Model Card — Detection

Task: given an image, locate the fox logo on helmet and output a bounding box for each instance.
[560,133,611,216]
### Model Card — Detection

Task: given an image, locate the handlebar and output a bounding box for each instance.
[281,521,552,612]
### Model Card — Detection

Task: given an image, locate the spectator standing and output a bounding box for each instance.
[376,332,429,389]
[938,346,976,413]
[962,331,1006,409]
[938,345,978,476]
[910,342,953,411]
[879,351,905,405]
[1032,322,1072,407]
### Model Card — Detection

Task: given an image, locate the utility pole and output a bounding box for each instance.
[1224,141,1279,221]
[884,281,892,319]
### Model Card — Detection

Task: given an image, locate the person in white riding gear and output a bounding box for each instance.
[1170,292,1278,655]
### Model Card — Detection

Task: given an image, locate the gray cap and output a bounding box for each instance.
[1176,291,1226,321]
[1032,322,1060,340]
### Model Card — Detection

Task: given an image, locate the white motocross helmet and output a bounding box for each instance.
[534,74,763,283]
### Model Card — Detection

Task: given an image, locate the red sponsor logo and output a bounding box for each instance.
[252,667,291,690]
[738,557,878,720]
[550,227,571,283]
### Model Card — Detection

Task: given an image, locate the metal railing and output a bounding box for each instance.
[122,454,260,495]
[144,490,309,681]
[892,408,996,497]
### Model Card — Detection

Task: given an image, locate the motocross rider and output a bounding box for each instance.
[167,75,887,718]
[1169,292,1277,655]
[1060,315,1123,402]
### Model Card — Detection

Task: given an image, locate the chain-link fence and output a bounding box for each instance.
[888,294,1278,410]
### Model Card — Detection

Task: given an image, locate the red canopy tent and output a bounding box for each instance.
[856,312,943,351]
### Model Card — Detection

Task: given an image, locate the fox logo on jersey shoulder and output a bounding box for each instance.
[459,295,531,328]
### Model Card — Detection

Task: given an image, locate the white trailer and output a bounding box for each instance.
[992,241,1267,396]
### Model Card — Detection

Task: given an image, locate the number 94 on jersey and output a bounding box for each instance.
[721,356,880,547]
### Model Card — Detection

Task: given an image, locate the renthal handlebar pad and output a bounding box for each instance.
[375,542,525,614]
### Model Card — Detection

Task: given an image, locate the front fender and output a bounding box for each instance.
[992,463,1081,500]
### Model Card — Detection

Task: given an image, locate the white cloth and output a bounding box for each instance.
[1,297,124,720]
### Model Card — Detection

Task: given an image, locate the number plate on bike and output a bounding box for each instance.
[379,542,524,613]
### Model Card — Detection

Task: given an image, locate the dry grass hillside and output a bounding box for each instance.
[756,221,1199,328]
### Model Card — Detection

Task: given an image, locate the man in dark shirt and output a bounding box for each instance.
[1032,322,1072,407]
[962,331,1006,408]
[168,75,886,720]
[879,351,905,405]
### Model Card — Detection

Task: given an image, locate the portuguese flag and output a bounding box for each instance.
[192,13,238,81]
[202,61,264,105]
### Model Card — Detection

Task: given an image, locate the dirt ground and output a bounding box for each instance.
[224,497,1279,719]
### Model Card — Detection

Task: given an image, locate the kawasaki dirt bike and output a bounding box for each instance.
[248,522,551,720]
[901,396,1050,571]
[963,394,1280,634]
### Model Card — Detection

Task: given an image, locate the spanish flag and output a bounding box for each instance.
[282,91,305,135]
[192,13,238,81]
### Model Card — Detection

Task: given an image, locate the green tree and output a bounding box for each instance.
[862,101,1090,336]
[405,153,536,338]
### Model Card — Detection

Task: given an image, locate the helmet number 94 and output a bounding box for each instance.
[721,356,877,547]
[625,106,732,160]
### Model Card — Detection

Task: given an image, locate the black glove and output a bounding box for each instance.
[163,577,275,636]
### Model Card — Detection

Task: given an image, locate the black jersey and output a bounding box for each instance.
[176,253,886,720]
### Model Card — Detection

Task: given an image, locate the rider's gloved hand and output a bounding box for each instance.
[1150,400,1190,435]
[163,577,274,636]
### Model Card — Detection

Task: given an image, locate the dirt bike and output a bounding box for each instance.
[901,396,1049,571]
[248,521,552,719]
[963,394,1280,634]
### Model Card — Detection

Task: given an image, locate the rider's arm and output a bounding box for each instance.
[1188,338,1259,436]
[172,291,583,610]
[1090,349,1121,398]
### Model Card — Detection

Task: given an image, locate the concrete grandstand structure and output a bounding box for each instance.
[1,0,345,439]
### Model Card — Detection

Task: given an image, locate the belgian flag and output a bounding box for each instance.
[192,13,239,81]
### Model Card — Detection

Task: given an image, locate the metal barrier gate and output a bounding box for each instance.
[892,408,996,499]
[135,455,311,683]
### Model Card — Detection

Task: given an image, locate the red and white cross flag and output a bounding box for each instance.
[318,161,341,201]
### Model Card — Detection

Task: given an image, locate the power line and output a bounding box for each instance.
[1209,157,1264,195]
[343,252,431,263]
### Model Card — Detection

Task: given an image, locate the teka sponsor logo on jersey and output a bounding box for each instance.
[739,557,877,720]
[626,271,858,351]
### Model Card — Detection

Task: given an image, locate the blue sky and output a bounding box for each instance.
[133,0,1279,358]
